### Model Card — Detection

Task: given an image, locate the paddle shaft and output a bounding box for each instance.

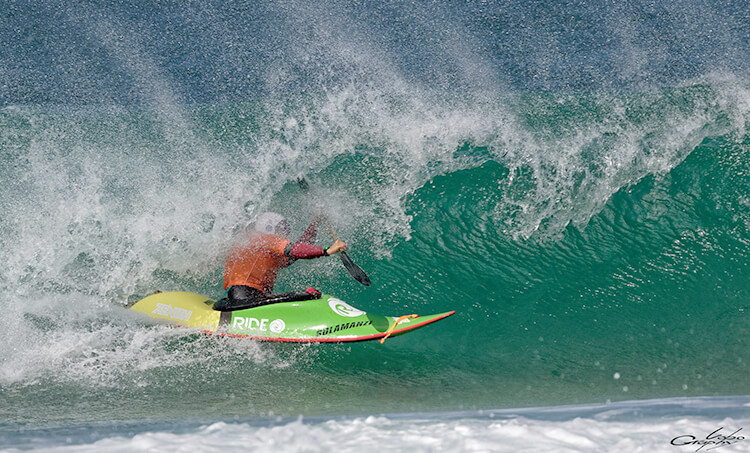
[297,178,371,286]
[322,218,339,242]
[297,178,340,241]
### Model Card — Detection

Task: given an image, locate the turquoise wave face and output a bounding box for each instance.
[374,137,750,408]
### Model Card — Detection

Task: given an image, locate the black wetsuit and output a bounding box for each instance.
[213,285,319,311]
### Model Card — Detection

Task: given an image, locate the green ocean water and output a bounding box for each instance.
[1,81,748,428]
[2,5,750,447]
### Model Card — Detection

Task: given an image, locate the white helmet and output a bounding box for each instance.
[255,212,291,237]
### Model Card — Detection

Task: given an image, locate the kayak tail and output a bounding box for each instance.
[129,291,221,331]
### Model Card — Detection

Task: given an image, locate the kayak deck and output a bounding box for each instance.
[129,291,455,343]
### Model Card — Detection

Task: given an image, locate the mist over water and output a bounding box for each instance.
[1,1,749,444]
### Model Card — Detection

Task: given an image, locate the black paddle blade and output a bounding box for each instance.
[340,251,371,286]
[297,177,310,192]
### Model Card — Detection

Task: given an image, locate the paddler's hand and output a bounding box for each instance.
[325,240,347,255]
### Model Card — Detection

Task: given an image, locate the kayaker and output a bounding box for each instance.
[214,211,347,311]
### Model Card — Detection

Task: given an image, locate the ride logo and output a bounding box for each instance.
[317,320,373,336]
[232,316,286,334]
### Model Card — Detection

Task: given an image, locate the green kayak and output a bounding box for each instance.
[130,291,455,343]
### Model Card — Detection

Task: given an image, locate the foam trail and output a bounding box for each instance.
[3,397,750,452]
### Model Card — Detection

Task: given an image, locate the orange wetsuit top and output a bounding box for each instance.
[223,223,324,293]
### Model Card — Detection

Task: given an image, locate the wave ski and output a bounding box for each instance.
[129,291,455,343]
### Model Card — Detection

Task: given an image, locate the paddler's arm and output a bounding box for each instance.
[284,239,347,259]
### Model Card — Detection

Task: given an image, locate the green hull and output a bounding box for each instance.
[130,291,455,343]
